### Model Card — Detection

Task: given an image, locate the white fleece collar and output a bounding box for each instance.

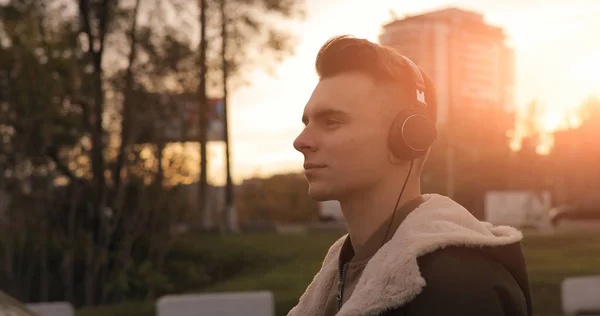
[287,194,523,316]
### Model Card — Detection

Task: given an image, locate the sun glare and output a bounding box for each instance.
[573,54,600,85]
[540,111,565,132]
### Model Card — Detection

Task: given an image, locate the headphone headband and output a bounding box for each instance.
[388,54,437,161]
[400,55,427,106]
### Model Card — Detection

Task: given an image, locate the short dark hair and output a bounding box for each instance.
[314,35,437,123]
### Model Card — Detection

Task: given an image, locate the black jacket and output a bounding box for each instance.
[287,194,534,316]
[381,243,532,315]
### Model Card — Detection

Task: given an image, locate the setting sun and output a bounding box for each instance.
[572,54,600,86]
[541,110,570,132]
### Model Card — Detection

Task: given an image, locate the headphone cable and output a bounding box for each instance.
[381,159,415,248]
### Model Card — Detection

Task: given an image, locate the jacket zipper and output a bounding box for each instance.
[337,262,349,310]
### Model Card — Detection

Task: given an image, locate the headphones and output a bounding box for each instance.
[387,55,438,161]
[380,55,438,248]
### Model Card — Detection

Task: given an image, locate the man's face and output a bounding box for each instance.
[293,72,396,201]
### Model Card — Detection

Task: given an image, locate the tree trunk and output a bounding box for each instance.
[198,0,209,229]
[157,142,164,184]
[220,0,237,233]
[2,232,15,294]
[24,238,36,302]
[0,159,10,290]
[114,0,141,190]
[84,234,96,305]
[63,185,78,304]
[146,248,163,300]
[85,270,96,306]
[40,220,49,302]
[78,0,112,307]
[63,251,74,303]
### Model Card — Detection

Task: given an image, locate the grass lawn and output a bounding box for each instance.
[76,230,600,316]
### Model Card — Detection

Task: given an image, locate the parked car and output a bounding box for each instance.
[549,202,600,230]
[0,291,36,316]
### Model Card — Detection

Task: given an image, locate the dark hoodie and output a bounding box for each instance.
[383,242,532,315]
[288,194,533,316]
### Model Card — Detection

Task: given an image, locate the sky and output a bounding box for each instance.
[196,0,600,185]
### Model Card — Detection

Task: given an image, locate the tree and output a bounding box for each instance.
[0,0,86,302]
[0,0,195,306]
[550,96,600,204]
[0,0,307,308]
[196,0,306,230]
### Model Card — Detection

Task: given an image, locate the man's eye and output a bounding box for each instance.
[324,119,340,126]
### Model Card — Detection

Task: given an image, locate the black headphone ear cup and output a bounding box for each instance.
[388,109,437,160]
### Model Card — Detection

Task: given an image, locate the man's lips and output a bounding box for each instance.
[303,163,327,170]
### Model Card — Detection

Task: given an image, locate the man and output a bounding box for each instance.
[289,35,533,316]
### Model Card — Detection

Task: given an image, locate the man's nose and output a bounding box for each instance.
[293,128,317,154]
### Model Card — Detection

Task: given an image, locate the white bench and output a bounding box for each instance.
[562,275,600,316]
[157,291,274,316]
[26,302,73,316]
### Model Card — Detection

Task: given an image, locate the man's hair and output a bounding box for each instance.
[314,35,438,124]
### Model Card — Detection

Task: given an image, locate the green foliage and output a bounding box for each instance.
[0,1,84,162]
[236,173,320,224]
[211,0,305,84]
[73,231,600,316]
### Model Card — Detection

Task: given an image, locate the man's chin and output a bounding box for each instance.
[307,185,335,202]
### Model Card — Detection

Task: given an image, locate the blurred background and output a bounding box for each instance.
[0,0,599,315]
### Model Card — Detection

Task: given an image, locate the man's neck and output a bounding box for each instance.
[339,181,421,255]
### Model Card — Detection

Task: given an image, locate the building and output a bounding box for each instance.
[379,7,515,127]
[380,8,516,212]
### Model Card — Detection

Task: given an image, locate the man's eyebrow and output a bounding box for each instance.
[302,108,349,125]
